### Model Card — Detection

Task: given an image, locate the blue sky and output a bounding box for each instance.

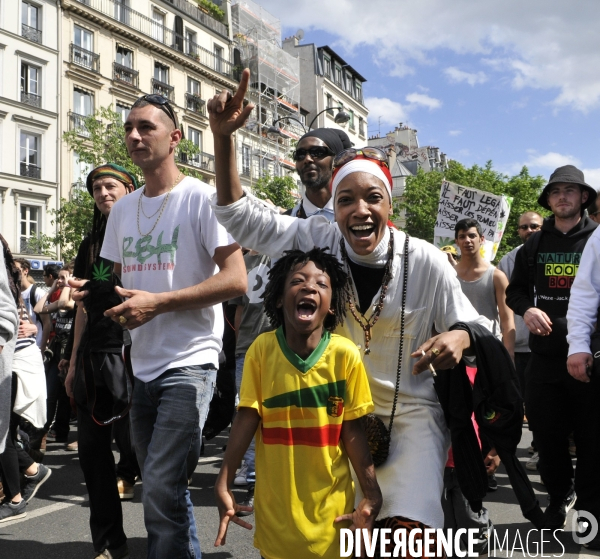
[254,0,600,185]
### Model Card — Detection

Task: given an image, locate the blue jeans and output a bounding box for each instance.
[130,365,216,559]
[235,353,255,484]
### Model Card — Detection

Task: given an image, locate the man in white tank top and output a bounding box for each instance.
[454,218,515,357]
[453,217,516,502]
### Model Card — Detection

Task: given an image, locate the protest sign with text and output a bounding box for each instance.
[433,180,512,261]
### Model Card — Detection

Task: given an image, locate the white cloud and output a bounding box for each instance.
[257,0,600,112]
[502,150,583,176]
[524,150,581,169]
[449,130,462,136]
[582,168,600,188]
[405,93,442,110]
[364,96,409,128]
[365,93,441,129]
[444,67,488,86]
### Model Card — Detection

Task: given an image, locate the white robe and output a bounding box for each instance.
[212,193,491,527]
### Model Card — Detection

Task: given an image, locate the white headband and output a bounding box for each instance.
[330,159,393,199]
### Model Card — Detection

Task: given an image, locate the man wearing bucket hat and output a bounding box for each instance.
[63,163,139,559]
[507,165,600,535]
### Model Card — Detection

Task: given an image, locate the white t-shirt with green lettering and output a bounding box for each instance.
[101,177,235,382]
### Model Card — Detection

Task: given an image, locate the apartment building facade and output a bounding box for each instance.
[0,0,60,257]
[60,0,236,197]
[282,38,368,148]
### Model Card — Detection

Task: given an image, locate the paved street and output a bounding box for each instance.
[0,426,598,559]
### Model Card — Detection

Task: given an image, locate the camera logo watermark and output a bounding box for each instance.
[572,510,598,546]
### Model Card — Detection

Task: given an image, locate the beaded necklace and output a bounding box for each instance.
[340,226,394,354]
[137,171,182,237]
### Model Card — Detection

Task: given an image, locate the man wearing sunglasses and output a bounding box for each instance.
[288,128,352,221]
[90,94,246,559]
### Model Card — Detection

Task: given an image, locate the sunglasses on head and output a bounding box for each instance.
[292,146,334,161]
[518,223,541,231]
[333,147,389,169]
[134,94,180,132]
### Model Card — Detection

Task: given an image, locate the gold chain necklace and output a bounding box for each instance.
[339,227,394,355]
[137,171,182,237]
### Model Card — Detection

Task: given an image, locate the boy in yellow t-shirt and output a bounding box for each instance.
[214,247,382,559]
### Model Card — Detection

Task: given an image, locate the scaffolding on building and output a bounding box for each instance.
[231,0,302,187]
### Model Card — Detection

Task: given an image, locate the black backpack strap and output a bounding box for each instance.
[29,284,41,323]
[524,231,542,304]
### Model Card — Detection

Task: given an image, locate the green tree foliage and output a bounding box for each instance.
[42,106,201,261]
[252,173,297,211]
[196,0,225,21]
[399,160,548,261]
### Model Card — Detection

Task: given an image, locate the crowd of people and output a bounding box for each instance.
[0,67,599,559]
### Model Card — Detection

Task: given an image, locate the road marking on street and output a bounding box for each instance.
[197,456,223,464]
[1,495,87,526]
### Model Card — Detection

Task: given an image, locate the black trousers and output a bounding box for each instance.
[0,373,34,499]
[526,352,600,520]
[78,389,131,553]
[44,359,71,438]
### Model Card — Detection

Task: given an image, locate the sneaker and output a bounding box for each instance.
[66,441,78,451]
[45,429,56,441]
[236,485,254,517]
[544,490,577,530]
[234,462,248,486]
[527,444,535,455]
[93,543,130,559]
[526,452,539,471]
[117,478,134,500]
[0,499,27,523]
[21,463,52,502]
[487,474,498,492]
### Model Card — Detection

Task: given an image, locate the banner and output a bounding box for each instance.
[433,180,512,261]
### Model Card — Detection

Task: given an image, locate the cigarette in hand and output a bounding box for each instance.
[421,350,437,377]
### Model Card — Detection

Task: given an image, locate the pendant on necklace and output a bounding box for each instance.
[363,327,372,354]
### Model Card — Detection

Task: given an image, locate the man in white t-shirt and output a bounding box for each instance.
[98,95,246,559]
[14,259,49,349]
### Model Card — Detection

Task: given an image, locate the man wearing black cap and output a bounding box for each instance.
[507,165,600,536]
[289,128,352,221]
[63,164,140,559]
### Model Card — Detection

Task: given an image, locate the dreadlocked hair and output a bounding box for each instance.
[83,205,107,280]
[262,247,348,332]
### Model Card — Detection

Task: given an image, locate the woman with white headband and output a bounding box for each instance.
[208,70,490,557]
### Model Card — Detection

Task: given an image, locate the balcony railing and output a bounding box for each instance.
[20,163,41,179]
[151,79,173,101]
[180,151,215,172]
[185,93,205,116]
[161,0,228,38]
[113,62,139,88]
[69,112,92,137]
[22,24,42,44]
[20,236,42,254]
[21,92,41,108]
[70,43,100,73]
[74,0,232,77]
